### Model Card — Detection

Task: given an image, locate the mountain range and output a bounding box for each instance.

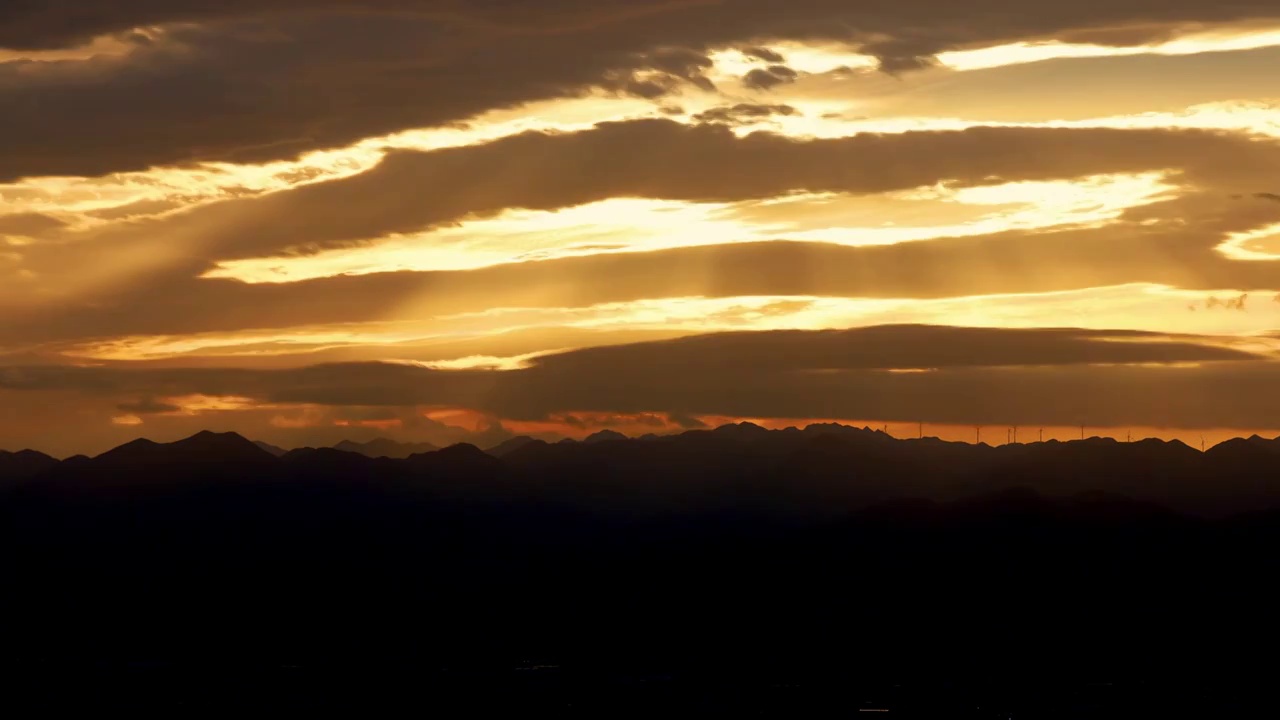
[7,422,1280,683]
[8,423,1280,515]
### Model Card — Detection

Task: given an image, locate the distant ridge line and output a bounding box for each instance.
[6,422,1269,460]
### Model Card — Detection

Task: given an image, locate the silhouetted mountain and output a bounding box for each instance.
[712,421,771,439]
[582,429,627,444]
[279,446,392,482]
[333,437,439,459]
[497,438,552,463]
[1209,435,1280,461]
[93,430,275,467]
[0,449,58,483]
[8,424,1280,692]
[485,435,538,457]
[7,425,1280,514]
[253,440,288,457]
[405,442,501,478]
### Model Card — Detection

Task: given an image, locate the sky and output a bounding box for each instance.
[5,2,1280,456]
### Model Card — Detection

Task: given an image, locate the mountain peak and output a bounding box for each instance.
[583,430,628,444]
[406,443,501,474]
[431,442,489,459]
[181,430,251,445]
[0,448,60,480]
[96,431,274,464]
[173,431,265,455]
[713,422,769,437]
[1209,436,1280,457]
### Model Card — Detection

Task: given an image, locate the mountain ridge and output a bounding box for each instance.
[6,425,1280,681]
[333,437,441,459]
[92,430,275,466]
[6,425,1280,516]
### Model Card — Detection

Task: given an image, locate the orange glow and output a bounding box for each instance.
[8,18,1280,455]
[333,418,403,432]
[201,173,1172,285]
[504,411,691,439]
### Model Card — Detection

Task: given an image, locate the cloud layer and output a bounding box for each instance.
[2,326,1273,451]
[5,2,1280,178]
[6,2,1280,453]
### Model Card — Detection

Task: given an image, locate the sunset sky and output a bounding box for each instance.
[6,2,1280,456]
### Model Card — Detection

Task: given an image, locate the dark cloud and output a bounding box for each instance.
[527,325,1258,375]
[607,73,681,99]
[0,13,692,180]
[1256,192,1280,203]
[116,398,182,415]
[876,52,940,74]
[0,2,666,50]
[5,2,1279,178]
[0,362,496,414]
[599,47,717,98]
[558,413,587,429]
[641,47,717,89]
[742,64,798,90]
[7,1,1275,57]
[668,412,709,429]
[537,359,1280,431]
[741,46,785,63]
[692,102,798,124]
[0,326,1274,433]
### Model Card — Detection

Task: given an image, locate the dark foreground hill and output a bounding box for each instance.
[5,425,1280,712]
